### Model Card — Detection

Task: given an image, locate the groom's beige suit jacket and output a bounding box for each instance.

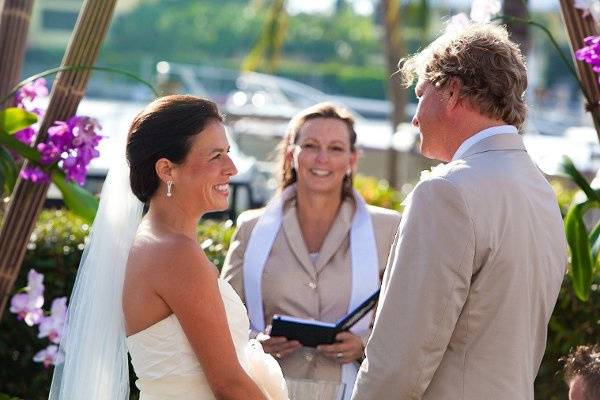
[351,134,567,400]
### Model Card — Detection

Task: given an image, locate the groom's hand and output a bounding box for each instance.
[257,333,301,360]
[316,331,363,364]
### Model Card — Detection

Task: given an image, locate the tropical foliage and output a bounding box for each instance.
[0,79,101,223]
[559,157,600,301]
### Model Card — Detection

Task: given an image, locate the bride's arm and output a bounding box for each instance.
[153,238,267,400]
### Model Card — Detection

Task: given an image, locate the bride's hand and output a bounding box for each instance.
[257,333,301,360]
[316,331,363,364]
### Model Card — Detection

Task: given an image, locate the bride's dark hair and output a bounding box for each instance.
[126,95,222,203]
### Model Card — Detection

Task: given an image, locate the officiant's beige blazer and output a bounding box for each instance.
[221,196,401,382]
[351,134,567,400]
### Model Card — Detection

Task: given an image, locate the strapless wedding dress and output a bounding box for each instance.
[127,279,288,400]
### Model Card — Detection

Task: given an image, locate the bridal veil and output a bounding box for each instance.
[49,130,143,399]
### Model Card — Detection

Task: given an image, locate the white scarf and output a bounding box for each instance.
[243,184,379,399]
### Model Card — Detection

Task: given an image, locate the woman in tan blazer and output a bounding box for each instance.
[221,102,401,397]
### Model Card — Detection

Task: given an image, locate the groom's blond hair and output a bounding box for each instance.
[400,23,527,129]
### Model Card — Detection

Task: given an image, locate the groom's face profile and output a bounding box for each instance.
[412,79,450,160]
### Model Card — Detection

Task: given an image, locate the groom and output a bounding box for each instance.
[351,23,567,400]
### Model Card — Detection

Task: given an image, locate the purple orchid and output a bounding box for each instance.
[38,297,67,344]
[37,142,62,165]
[21,115,103,185]
[46,120,75,150]
[20,166,50,184]
[576,36,600,83]
[9,269,45,326]
[14,127,36,146]
[14,78,49,108]
[33,345,64,368]
[26,269,45,297]
[11,77,103,186]
[71,117,102,147]
[9,293,44,326]
[10,270,72,368]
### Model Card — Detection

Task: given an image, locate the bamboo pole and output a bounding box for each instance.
[0,0,35,108]
[559,0,600,142]
[0,0,35,214]
[0,0,118,317]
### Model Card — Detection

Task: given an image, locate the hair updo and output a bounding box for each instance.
[126,95,222,203]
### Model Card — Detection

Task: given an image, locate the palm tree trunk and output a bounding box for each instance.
[559,0,600,142]
[0,0,35,107]
[502,0,529,56]
[380,0,406,187]
[0,0,118,318]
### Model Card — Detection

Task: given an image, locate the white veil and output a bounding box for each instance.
[49,131,143,399]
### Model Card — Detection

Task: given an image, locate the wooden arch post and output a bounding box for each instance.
[0,0,118,317]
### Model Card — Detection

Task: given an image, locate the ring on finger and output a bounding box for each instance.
[336,352,343,359]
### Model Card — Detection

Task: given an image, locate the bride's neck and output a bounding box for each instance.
[144,200,200,241]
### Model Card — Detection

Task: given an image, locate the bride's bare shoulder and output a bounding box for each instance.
[128,230,217,281]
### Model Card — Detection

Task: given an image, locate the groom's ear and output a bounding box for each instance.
[155,157,175,183]
[445,77,462,111]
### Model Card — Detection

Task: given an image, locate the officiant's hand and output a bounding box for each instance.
[316,331,363,364]
[257,333,301,360]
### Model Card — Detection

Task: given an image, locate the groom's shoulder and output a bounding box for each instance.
[235,207,266,230]
[365,204,402,225]
[409,161,480,208]
[419,160,473,188]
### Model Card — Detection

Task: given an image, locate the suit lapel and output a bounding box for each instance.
[282,202,318,281]
[314,199,354,274]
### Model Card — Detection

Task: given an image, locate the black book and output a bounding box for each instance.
[268,289,380,347]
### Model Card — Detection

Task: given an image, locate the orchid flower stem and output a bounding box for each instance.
[492,15,588,99]
[1,65,159,105]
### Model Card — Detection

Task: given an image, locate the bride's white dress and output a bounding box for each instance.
[127,279,288,400]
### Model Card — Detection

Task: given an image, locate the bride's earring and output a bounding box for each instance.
[345,167,352,177]
[166,180,173,197]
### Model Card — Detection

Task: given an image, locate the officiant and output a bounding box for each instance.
[221,102,401,398]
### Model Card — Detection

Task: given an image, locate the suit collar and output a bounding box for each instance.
[314,198,354,274]
[452,125,518,161]
[461,133,526,159]
[282,197,355,278]
[282,201,316,280]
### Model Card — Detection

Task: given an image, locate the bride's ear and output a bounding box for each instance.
[155,158,175,184]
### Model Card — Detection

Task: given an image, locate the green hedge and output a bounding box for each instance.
[0,177,598,399]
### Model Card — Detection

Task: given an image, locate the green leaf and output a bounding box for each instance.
[0,107,37,135]
[0,145,17,192]
[0,132,41,163]
[0,393,23,400]
[590,219,600,273]
[559,156,599,202]
[51,173,99,224]
[564,202,593,301]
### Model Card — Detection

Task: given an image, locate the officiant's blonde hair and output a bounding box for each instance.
[400,23,527,129]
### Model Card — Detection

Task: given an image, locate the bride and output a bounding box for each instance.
[48,95,288,400]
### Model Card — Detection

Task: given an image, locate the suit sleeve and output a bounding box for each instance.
[351,177,475,400]
[220,217,252,302]
[359,211,402,346]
